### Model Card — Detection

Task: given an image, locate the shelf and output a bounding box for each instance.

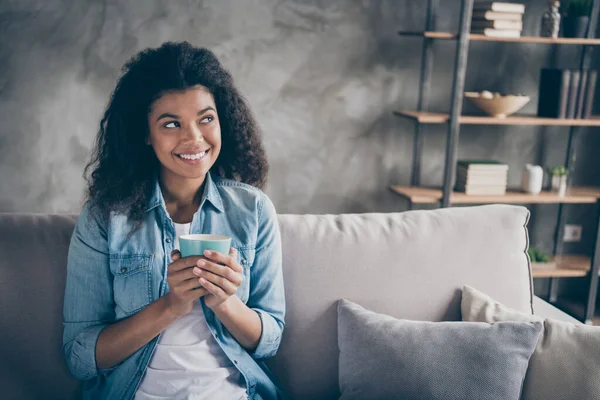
[532,255,592,278]
[389,186,600,205]
[394,111,600,126]
[397,5,600,326]
[399,31,600,45]
[469,34,600,45]
[552,298,600,325]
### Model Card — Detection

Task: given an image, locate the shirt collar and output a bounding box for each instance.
[144,169,224,214]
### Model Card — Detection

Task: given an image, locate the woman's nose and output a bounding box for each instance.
[184,124,204,141]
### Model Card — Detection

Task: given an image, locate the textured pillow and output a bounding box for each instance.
[462,285,600,400]
[337,299,542,400]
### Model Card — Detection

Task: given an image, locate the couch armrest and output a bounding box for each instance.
[532,296,582,324]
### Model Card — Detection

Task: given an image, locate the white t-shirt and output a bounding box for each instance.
[134,222,248,400]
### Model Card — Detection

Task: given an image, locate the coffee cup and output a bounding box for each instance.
[179,234,232,258]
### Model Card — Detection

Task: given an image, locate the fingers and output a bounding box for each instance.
[194,267,239,295]
[203,249,243,273]
[168,254,204,273]
[182,277,209,294]
[190,287,210,301]
[195,259,243,286]
[198,275,229,298]
[168,268,195,285]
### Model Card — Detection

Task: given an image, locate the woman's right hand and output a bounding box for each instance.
[163,249,209,318]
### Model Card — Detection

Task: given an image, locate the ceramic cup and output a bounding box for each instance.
[179,234,232,257]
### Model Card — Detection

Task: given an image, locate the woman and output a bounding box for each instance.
[62,41,286,400]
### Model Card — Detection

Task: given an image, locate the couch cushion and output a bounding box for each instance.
[462,285,600,400]
[267,205,532,400]
[337,299,542,400]
[0,212,81,400]
[0,205,532,400]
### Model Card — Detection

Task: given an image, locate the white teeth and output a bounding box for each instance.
[179,150,208,160]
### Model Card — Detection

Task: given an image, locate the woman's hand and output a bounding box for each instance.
[163,250,210,318]
[193,247,244,310]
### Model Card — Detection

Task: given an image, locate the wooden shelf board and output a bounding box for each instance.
[411,31,600,45]
[469,34,600,45]
[422,31,457,40]
[394,111,600,126]
[532,255,592,278]
[552,298,600,325]
[389,186,600,205]
[394,111,451,124]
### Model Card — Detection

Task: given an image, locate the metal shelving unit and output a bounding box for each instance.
[392,0,600,325]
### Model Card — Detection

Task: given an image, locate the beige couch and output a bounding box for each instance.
[0,204,579,399]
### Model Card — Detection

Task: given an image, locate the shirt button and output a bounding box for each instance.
[166,238,172,243]
[120,267,127,273]
[241,259,247,265]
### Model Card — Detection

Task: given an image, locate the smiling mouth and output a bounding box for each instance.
[176,149,210,161]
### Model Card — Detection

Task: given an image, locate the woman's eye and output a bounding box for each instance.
[163,121,180,129]
[200,115,214,124]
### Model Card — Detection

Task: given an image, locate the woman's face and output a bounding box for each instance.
[146,85,221,181]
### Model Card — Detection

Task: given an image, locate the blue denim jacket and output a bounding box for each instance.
[62,170,287,400]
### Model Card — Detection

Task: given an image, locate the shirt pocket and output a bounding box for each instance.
[110,254,154,316]
[235,248,255,304]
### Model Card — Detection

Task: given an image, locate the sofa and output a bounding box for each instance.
[0,204,581,400]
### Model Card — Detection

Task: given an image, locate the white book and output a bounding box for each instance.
[474,2,525,14]
[456,178,509,186]
[457,169,508,178]
[471,28,522,38]
[456,186,508,195]
[455,179,508,187]
[457,167,509,174]
[457,163,509,171]
[471,19,523,30]
[471,10,523,21]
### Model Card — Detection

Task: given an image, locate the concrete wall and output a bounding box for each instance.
[1,1,599,299]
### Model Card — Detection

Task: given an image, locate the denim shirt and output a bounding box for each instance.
[62,170,287,400]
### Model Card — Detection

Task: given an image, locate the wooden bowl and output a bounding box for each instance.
[465,92,530,118]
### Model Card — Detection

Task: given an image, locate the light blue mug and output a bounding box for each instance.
[179,234,232,257]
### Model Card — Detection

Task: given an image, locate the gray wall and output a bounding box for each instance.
[1,1,599,298]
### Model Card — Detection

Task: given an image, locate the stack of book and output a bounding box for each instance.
[537,68,598,119]
[455,160,509,195]
[471,2,525,38]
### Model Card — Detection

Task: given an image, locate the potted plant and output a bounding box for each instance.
[528,247,551,263]
[547,165,569,196]
[562,0,592,38]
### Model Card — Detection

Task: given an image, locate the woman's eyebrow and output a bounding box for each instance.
[156,107,215,122]
[197,106,215,115]
[156,113,179,121]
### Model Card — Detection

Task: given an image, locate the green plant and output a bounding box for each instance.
[528,247,551,263]
[567,0,592,17]
[547,165,569,176]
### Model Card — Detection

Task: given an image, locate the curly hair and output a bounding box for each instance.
[82,41,268,234]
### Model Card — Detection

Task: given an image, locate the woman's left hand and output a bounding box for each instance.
[193,247,244,310]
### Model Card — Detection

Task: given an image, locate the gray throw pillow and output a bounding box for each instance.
[461,285,600,400]
[337,299,542,400]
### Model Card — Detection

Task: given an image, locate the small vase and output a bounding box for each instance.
[522,164,544,194]
[563,16,590,38]
[541,1,561,38]
[551,174,568,197]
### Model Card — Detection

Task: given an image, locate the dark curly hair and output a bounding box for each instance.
[82,41,268,234]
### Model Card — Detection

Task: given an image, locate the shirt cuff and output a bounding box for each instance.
[248,308,282,359]
[64,323,115,380]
